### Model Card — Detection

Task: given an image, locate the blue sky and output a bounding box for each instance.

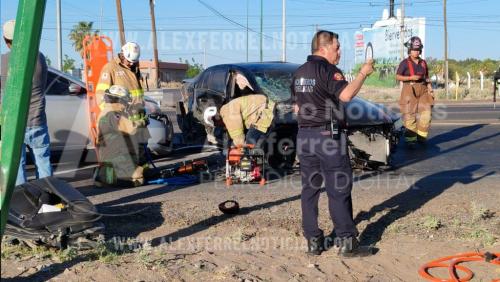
[1,0,499,71]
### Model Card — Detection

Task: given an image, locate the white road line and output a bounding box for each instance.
[432,121,500,125]
[53,164,98,175]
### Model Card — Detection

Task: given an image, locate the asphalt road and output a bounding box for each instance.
[20,102,500,204]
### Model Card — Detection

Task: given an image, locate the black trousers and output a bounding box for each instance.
[297,128,358,240]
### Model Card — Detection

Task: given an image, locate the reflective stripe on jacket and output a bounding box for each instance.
[96,57,144,109]
[220,94,275,145]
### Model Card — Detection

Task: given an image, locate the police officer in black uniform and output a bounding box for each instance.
[292,30,374,256]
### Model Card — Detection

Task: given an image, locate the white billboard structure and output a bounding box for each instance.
[354,9,426,67]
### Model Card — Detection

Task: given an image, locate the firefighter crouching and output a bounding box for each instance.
[94,85,144,187]
[396,36,434,147]
[96,41,151,165]
[219,91,276,147]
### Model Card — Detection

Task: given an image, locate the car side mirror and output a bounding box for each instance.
[68,83,82,95]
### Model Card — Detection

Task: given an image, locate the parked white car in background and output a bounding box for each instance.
[44,67,174,156]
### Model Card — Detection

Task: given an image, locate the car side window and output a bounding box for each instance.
[208,69,227,94]
[45,72,71,96]
[196,70,210,90]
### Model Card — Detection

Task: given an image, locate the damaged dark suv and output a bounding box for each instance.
[177,62,402,169]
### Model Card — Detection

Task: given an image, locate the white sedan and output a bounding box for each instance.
[45,67,174,156]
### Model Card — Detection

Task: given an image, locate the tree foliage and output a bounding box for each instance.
[427,57,500,79]
[62,55,76,73]
[68,21,99,58]
[179,57,204,78]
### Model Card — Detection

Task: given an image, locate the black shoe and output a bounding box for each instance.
[323,230,337,250]
[337,237,376,257]
[417,137,427,145]
[406,142,416,149]
[306,235,325,256]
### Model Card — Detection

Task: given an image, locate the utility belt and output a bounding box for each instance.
[299,123,330,130]
[299,121,345,140]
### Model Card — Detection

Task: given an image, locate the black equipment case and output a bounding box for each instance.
[4,177,104,249]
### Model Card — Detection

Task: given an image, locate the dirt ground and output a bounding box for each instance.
[2,112,500,281]
[1,168,499,281]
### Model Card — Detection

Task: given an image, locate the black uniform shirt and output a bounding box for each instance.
[292,55,348,127]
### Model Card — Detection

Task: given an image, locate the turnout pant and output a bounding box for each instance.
[399,83,434,143]
[297,128,358,240]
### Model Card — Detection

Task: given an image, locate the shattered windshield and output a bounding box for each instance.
[251,69,293,102]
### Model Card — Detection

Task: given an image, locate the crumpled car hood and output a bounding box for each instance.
[345,97,397,127]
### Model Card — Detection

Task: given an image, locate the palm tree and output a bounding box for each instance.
[68,21,99,57]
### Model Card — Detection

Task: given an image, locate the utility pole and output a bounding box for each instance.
[246,0,249,62]
[400,0,405,61]
[99,0,103,32]
[260,0,263,62]
[282,0,286,62]
[203,42,206,67]
[115,0,126,46]
[149,0,160,89]
[389,0,395,18]
[444,0,449,98]
[56,0,62,71]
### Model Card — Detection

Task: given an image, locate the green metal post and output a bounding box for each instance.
[0,0,47,237]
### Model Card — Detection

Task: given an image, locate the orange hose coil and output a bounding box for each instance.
[418,252,500,282]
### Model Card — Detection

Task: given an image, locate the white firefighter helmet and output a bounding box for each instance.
[2,20,15,40]
[105,85,131,101]
[121,42,140,63]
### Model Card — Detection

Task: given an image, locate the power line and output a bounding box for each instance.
[197,0,309,45]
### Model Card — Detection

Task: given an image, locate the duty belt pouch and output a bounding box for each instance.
[330,105,349,156]
[330,107,340,140]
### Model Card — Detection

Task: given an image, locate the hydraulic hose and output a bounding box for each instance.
[419,252,500,282]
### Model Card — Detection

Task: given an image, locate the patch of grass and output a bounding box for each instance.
[89,241,119,264]
[471,201,495,221]
[464,229,497,246]
[422,215,442,231]
[1,243,24,259]
[1,242,55,260]
[363,72,397,88]
[56,247,78,262]
[137,248,154,268]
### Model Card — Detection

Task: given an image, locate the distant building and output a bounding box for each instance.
[139,60,188,87]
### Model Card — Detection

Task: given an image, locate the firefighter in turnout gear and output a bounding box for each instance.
[396,36,434,147]
[219,73,275,146]
[96,42,151,164]
[95,85,144,187]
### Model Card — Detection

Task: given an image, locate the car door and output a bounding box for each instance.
[193,67,229,123]
[45,71,89,151]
